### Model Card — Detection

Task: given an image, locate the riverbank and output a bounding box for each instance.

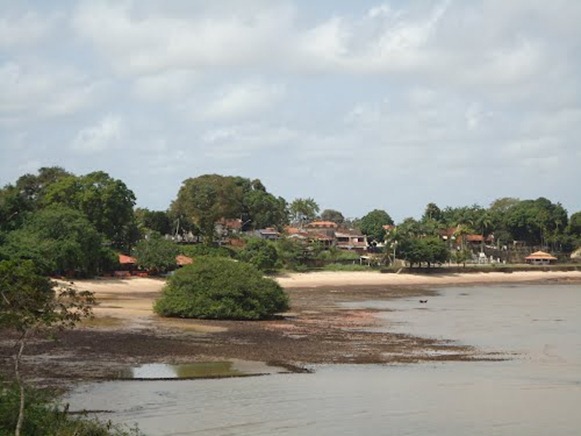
[1,270,580,385]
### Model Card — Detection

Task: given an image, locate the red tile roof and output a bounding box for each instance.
[119,254,137,264]
[176,255,193,266]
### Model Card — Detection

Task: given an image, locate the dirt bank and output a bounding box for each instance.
[2,271,579,384]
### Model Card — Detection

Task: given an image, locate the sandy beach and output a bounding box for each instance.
[275,269,581,288]
[2,269,580,384]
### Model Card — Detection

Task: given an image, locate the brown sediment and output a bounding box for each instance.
[1,271,577,385]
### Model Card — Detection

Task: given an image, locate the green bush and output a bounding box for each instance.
[154,257,289,320]
[179,244,235,259]
[0,381,140,435]
[237,238,279,271]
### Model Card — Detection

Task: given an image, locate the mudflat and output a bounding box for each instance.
[2,270,580,384]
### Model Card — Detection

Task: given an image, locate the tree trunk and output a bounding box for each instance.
[14,331,29,436]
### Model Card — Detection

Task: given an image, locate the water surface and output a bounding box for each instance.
[67,283,581,435]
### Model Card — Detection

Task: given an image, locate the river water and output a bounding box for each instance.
[67,284,581,435]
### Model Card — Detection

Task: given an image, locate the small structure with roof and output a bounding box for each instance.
[525,251,557,265]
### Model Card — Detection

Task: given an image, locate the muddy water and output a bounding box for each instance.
[67,284,581,435]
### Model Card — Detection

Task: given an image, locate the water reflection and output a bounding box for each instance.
[118,362,243,379]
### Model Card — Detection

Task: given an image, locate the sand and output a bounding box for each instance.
[275,269,581,288]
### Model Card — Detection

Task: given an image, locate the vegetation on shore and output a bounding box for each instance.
[1,167,580,276]
[154,257,289,320]
[0,260,139,435]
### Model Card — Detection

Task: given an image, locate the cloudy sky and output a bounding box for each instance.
[1,0,580,221]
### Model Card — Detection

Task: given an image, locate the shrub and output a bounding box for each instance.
[237,238,279,271]
[0,381,140,435]
[179,244,235,259]
[154,257,289,320]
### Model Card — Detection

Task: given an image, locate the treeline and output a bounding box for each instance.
[1,167,580,275]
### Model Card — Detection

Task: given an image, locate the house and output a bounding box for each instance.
[335,231,368,251]
[255,227,281,240]
[525,251,557,265]
[306,221,338,238]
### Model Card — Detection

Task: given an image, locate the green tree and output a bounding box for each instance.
[133,232,179,273]
[289,198,319,226]
[1,207,114,276]
[170,175,242,244]
[0,260,95,436]
[568,211,581,243]
[422,202,443,222]
[399,237,449,268]
[42,171,137,249]
[154,257,289,320]
[359,209,394,243]
[238,238,279,271]
[320,209,345,225]
[135,208,172,235]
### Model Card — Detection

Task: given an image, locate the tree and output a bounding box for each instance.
[133,232,179,273]
[568,211,581,242]
[135,208,172,235]
[359,209,394,243]
[505,197,568,247]
[238,238,279,271]
[422,202,443,222]
[42,171,137,249]
[243,189,288,230]
[1,207,114,276]
[398,237,449,268]
[0,260,95,436]
[154,257,289,320]
[320,209,345,225]
[289,198,319,226]
[170,175,242,244]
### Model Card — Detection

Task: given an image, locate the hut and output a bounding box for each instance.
[525,251,557,265]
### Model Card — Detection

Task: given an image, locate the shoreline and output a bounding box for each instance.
[2,270,580,386]
[275,269,581,288]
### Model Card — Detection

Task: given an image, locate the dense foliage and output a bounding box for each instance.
[0,207,116,276]
[359,209,394,242]
[170,175,287,243]
[154,257,289,320]
[0,382,140,436]
[133,232,179,273]
[238,238,279,271]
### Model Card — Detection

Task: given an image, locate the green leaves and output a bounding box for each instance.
[154,257,288,320]
[359,209,393,243]
[133,232,179,273]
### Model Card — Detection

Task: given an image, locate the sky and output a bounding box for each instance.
[1,0,581,222]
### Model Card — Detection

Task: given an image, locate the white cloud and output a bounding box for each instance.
[197,82,286,121]
[72,1,294,75]
[0,62,101,123]
[0,11,59,48]
[71,115,123,153]
[132,70,199,102]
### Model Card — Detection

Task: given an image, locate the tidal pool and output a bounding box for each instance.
[67,284,581,435]
[117,361,267,380]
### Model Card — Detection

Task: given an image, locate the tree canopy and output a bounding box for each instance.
[359,209,394,242]
[171,174,287,243]
[154,257,289,320]
[0,207,115,276]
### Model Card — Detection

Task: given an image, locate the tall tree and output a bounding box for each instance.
[42,171,137,249]
[320,209,345,225]
[170,175,241,243]
[422,202,443,222]
[359,209,394,243]
[289,198,320,226]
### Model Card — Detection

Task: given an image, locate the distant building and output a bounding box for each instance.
[525,251,557,265]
